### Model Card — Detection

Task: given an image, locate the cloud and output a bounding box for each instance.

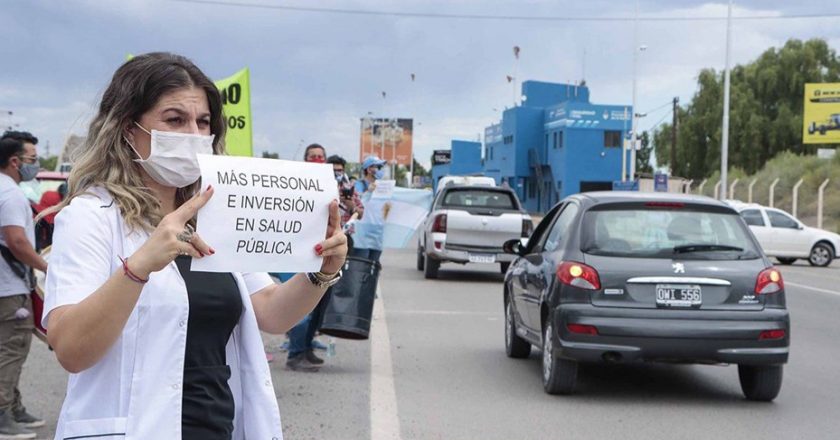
[3,0,839,170]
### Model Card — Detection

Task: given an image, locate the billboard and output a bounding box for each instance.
[803,83,840,144]
[360,118,413,166]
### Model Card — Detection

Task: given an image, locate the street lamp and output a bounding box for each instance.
[629,37,647,181]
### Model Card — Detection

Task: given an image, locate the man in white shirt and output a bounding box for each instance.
[0,131,48,438]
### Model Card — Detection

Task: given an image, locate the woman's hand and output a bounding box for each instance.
[129,186,215,278]
[317,200,348,275]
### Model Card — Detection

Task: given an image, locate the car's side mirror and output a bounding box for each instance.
[503,238,528,256]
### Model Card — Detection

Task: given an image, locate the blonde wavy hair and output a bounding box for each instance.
[44,53,226,231]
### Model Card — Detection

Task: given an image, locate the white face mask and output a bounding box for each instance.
[126,122,214,188]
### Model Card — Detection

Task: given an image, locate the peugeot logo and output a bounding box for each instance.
[672,263,685,274]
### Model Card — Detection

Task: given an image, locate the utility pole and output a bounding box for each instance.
[671,96,679,174]
[720,0,733,200]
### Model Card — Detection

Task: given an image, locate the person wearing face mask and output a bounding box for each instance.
[0,131,47,438]
[350,155,388,264]
[40,53,347,439]
[327,155,364,236]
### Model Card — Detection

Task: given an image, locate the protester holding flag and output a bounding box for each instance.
[351,155,388,264]
[40,52,347,439]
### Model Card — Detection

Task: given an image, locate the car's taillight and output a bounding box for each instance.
[755,268,783,294]
[567,323,599,335]
[759,329,786,340]
[432,214,447,233]
[521,218,534,237]
[557,261,601,290]
[645,201,685,208]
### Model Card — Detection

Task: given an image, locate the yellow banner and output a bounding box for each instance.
[215,68,253,156]
[803,83,840,144]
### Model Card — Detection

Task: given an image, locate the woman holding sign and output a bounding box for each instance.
[40,52,346,439]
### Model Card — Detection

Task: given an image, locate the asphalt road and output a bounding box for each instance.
[19,251,840,439]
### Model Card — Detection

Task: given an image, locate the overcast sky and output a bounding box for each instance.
[3,0,839,168]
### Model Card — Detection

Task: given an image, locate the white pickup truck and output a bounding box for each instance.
[417,183,533,279]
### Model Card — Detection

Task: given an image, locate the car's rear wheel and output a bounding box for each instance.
[424,254,440,279]
[809,243,833,267]
[416,244,425,271]
[505,300,531,358]
[738,365,783,401]
[541,322,577,395]
[776,258,797,265]
[500,262,510,274]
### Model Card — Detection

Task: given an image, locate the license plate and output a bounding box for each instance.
[655,284,702,308]
[469,254,496,264]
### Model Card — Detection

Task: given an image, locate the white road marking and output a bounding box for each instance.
[370,283,403,440]
[785,280,840,296]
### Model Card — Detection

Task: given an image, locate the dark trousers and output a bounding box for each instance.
[0,294,33,413]
[288,288,332,358]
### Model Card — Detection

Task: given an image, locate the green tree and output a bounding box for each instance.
[636,131,653,175]
[653,38,840,179]
[39,155,58,171]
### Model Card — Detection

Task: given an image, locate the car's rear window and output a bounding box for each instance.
[442,189,517,209]
[581,208,760,260]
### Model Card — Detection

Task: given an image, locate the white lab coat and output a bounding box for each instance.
[43,188,283,440]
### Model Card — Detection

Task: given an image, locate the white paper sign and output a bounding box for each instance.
[372,179,395,200]
[192,155,338,273]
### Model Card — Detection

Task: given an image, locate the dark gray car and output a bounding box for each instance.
[503,192,789,400]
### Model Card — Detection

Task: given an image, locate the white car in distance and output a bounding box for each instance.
[729,201,840,267]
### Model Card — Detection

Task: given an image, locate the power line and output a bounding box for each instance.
[172,0,840,22]
[640,101,673,116]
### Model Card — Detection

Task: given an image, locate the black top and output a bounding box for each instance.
[175,256,243,440]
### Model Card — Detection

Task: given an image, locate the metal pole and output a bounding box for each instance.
[685,179,694,194]
[769,177,780,208]
[714,180,721,200]
[748,178,758,203]
[629,0,639,181]
[818,179,830,229]
[792,178,804,218]
[698,178,708,196]
[720,0,733,200]
[729,178,739,200]
[621,107,628,182]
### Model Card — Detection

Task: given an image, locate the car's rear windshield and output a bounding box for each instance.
[581,208,760,260]
[442,189,517,210]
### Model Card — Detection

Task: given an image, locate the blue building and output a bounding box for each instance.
[431,140,483,191]
[435,80,632,213]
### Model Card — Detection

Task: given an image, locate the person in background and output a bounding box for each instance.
[284,143,337,372]
[351,155,387,264]
[327,155,364,237]
[0,131,48,438]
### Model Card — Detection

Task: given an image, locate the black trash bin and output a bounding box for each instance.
[319,256,382,340]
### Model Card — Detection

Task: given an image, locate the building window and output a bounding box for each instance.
[557,131,563,148]
[604,130,622,148]
[503,135,514,144]
[528,177,536,199]
[553,132,557,149]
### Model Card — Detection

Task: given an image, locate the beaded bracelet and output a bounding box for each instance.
[118,256,149,284]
